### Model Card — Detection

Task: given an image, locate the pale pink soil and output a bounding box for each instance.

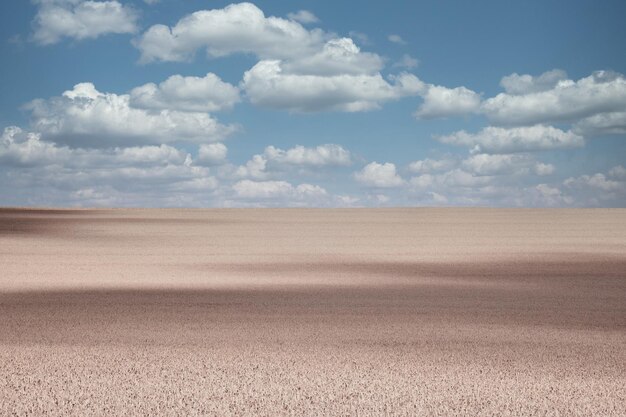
[0,208,624,416]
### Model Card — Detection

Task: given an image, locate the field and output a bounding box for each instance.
[0,208,625,415]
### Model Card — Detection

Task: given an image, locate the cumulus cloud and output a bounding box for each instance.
[134,3,425,114]
[1,126,192,168]
[196,143,228,166]
[608,165,626,180]
[408,153,553,180]
[408,168,560,207]
[229,180,329,206]
[531,184,573,207]
[0,126,226,207]
[130,73,240,113]
[406,152,564,207]
[461,153,553,176]
[354,162,404,188]
[135,3,426,116]
[574,111,626,136]
[564,172,624,193]
[482,70,626,126]
[287,10,319,24]
[232,144,351,180]
[263,144,351,167]
[393,54,419,69]
[233,154,268,180]
[134,2,327,63]
[408,157,455,174]
[281,38,384,76]
[0,126,70,166]
[406,160,626,207]
[499,69,568,95]
[25,83,237,147]
[437,125,584,153]
[415,84,482,119]
[387,34,406,44]
[410,169,492,189]
[233,179,326,199]
[33,0,138,45]
[562,167,626,206]
[242,61,423,112]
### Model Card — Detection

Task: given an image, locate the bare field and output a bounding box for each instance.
[0,208,625,416]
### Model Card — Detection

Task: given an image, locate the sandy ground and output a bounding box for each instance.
[0,208,625,416]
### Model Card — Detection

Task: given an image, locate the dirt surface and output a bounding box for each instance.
[0,208,625,416]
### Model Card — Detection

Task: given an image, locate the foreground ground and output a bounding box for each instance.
[0,208,624,416]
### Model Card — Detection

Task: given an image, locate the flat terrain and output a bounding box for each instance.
[0,208,625,416]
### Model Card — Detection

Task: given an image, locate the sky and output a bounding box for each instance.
[0,0,625,207]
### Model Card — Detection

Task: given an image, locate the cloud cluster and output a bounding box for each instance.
[415,85,482,119]
[418,70,626,160]
[404,151,564,206]
[33,0,138,45]
[135,2,327,63]
[354,162,404,188]
[1,126,353,207]
[232,180,326,200]
[483,70,626,127]
[437,125,584,153]
[242,61,423,112]
[130,73,240,113]
[233,144,352,180]
[8,3,625,208]
[0,125,224,207]
[26,82,237,147]
[135,3,423,113]
[286,10,319,24]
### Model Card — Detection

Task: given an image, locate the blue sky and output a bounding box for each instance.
[1,0,625,207]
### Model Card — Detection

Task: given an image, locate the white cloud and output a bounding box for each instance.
[26,83,237,147]
[232,179,292,199]
[354,162,404,188]
[574,111,626,135]
[482,70,626,126]
[461,153,554,177]
[232,179,327,201]
[242,60,423,112]
[231,144,351,180]
[415,84,481,119]
[564,173,624,193]
[348,31,370,46]
[234,154,268,180]
[287,10,319,24]
[135,3,423,116]
[532,184,573,207]
[562,168,626,206]
[1,126,193,168]
[534,162,555,176]
[33,0,138,45]
[608,165,626,180]
[393,54,419,69]
[0,126,228,207]
[281,38,384,76]
[499,69,568,95]
[196,143,228,166]
[0,126,70,166]
[135,2,327,63]
[408,157,455,174]
[263,144,351,167]
[430,169,492,188]
[130,73,240,113]
[388,34,406,45]
[437,125,584,153]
